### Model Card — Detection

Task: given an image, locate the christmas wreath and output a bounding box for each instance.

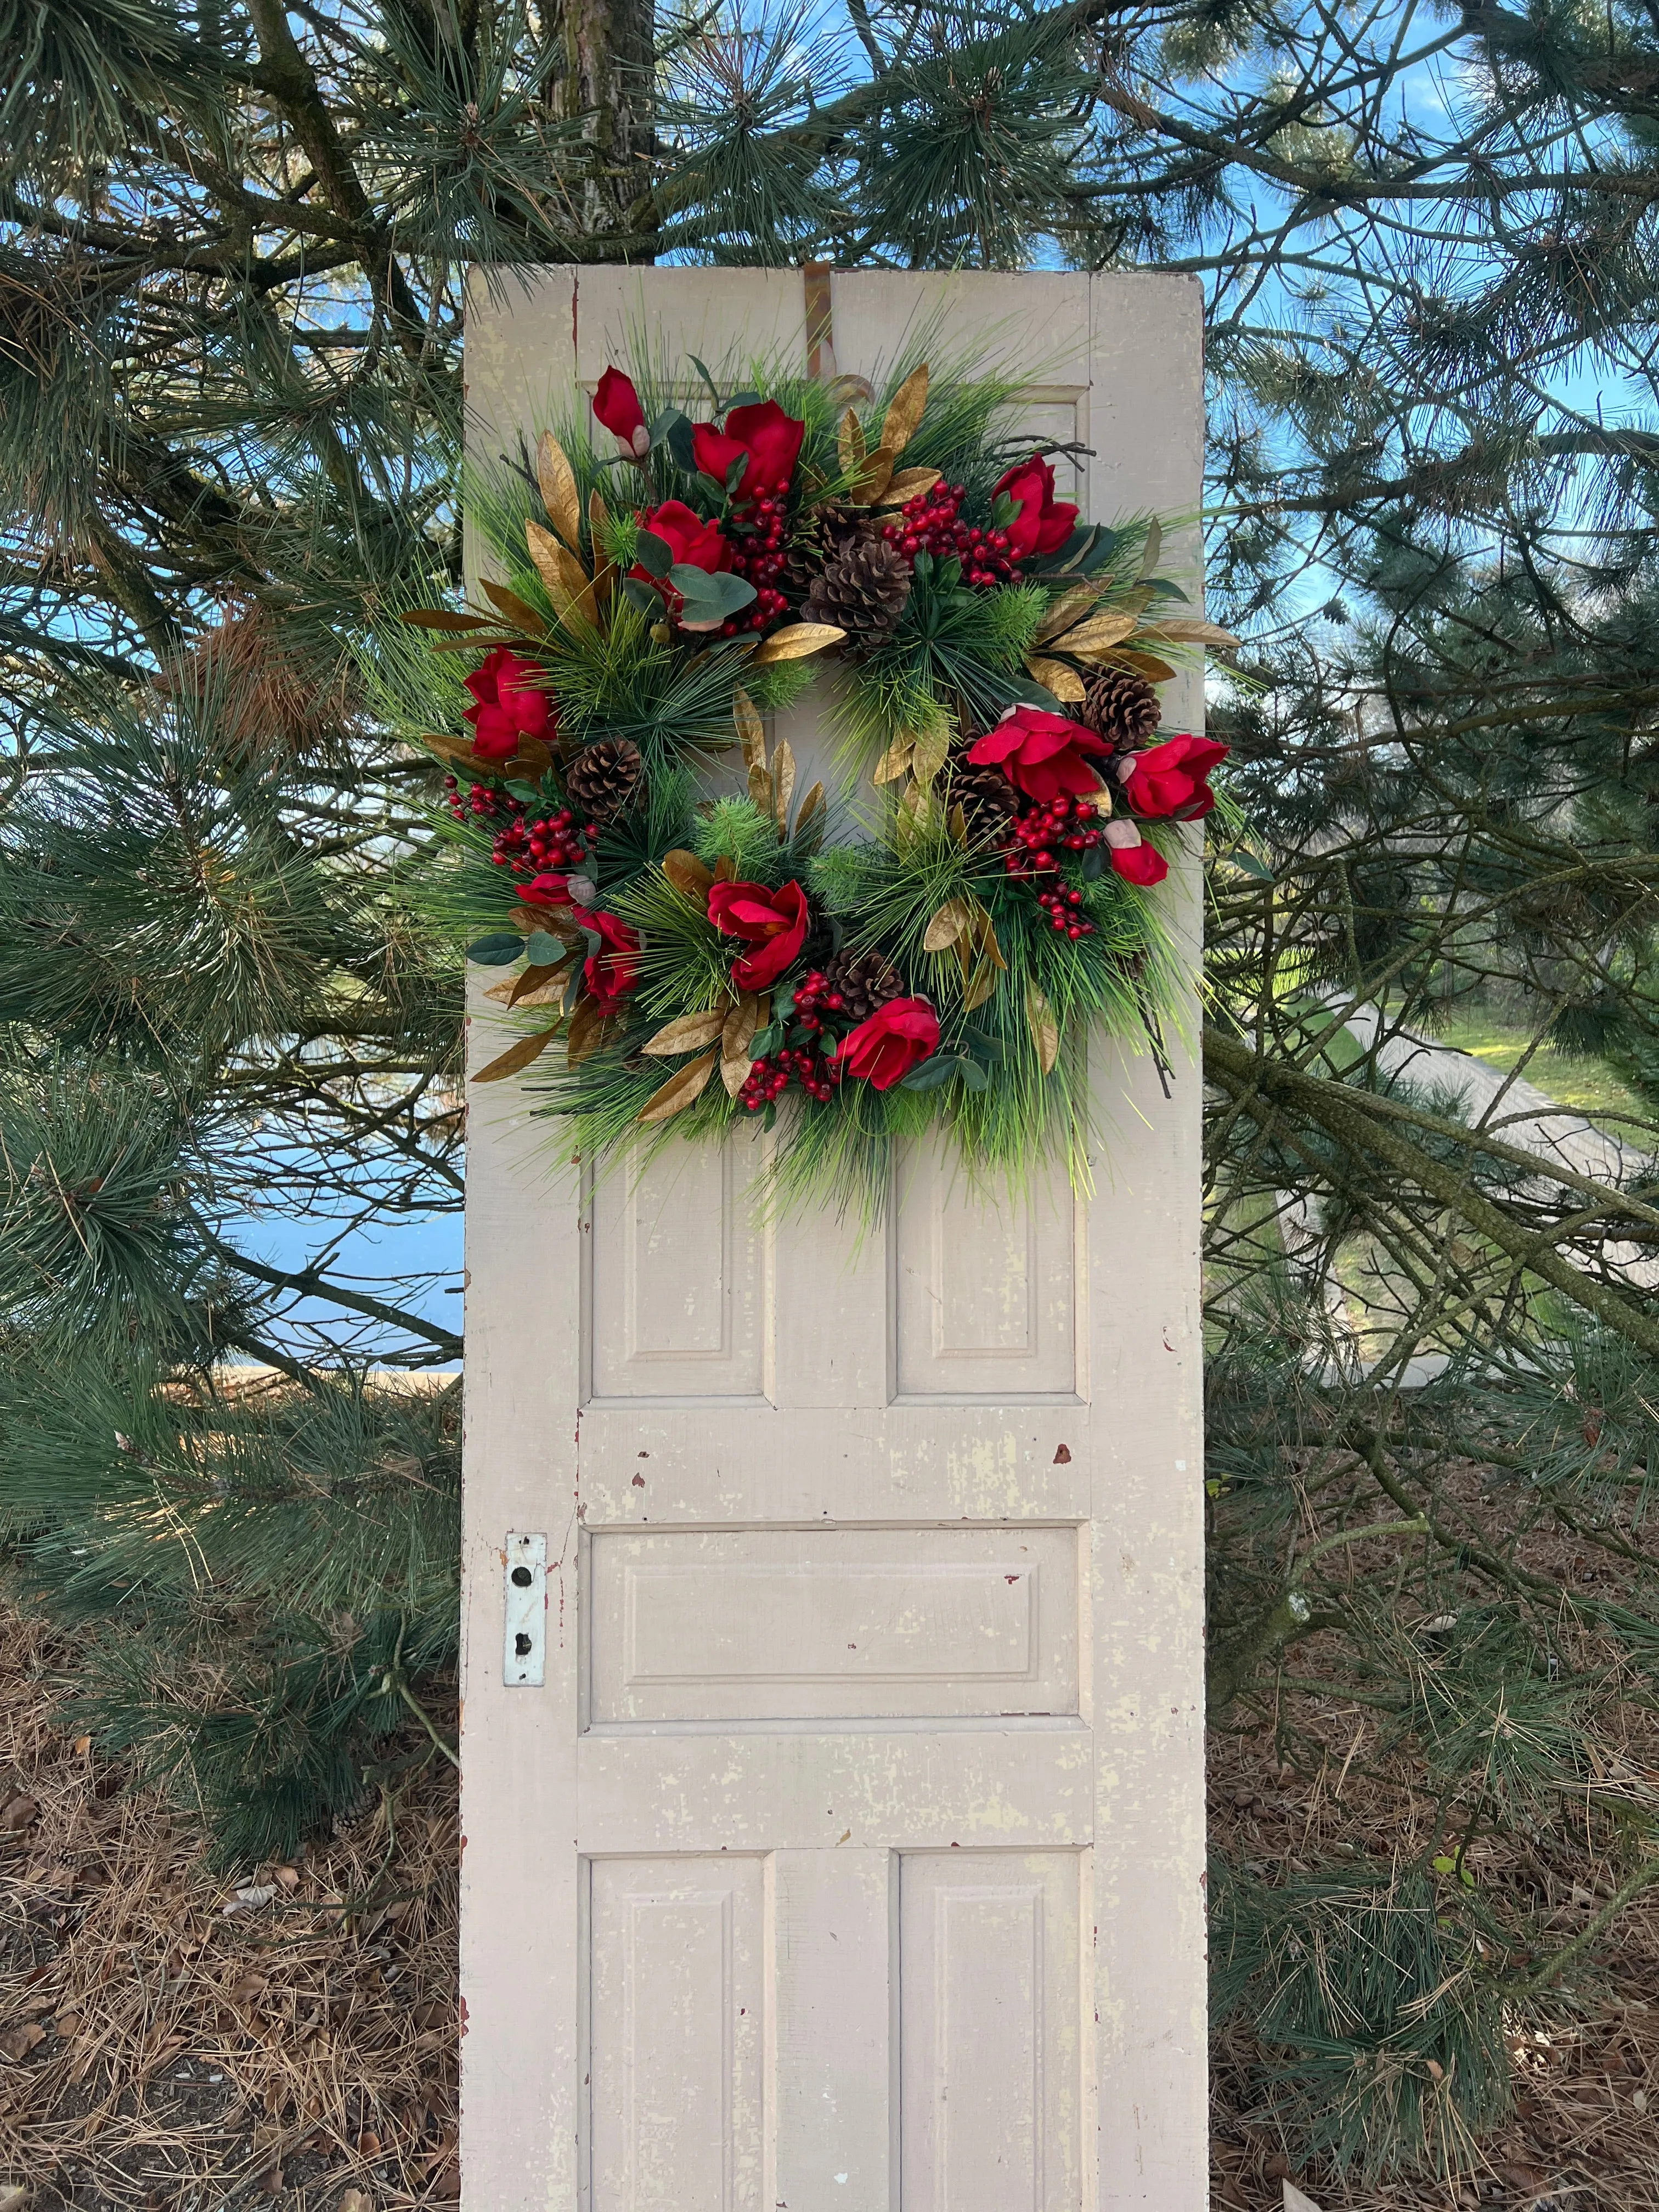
[382,353,1232,1214]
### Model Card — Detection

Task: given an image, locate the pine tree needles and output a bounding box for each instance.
[0,1352,461,1869]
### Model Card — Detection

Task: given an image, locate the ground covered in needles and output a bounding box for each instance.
[0,1609,459,2211]
[3,1479,1658,2211]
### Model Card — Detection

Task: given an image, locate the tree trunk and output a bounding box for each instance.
[555,0,657,252]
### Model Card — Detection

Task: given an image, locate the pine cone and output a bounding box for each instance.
[815,949,902,1024]
[778,499,872,597]
[803,498,871,556]
[945,750,1018,839]
[565,737,642,822]
[1079,665,1160,747]
[805,538,911,658]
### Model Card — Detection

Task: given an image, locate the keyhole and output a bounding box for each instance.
[511,1565,533,1587]
[515,1632,533,1657]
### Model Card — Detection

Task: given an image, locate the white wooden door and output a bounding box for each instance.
[459,268,1207,2212]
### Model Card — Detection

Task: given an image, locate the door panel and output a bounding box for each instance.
[587,1523,1078,1722]
[893,1138,1077,1397]
[587,1136,769,1402]
[460,267,1206,2212]
[899,1851,1084,2212]
[588,1857,767,2212]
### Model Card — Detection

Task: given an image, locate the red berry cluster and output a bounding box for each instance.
[1000,793,1104,940]
[738,1046,845,1111]
[881,482,1017,588]
[1036,884,1091,937]
[791,971,853,1036]
[724,492,793,635]
[443,774,511,823]
[476,797,599,879]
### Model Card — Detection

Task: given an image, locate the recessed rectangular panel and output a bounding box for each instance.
[894,1139,1076,1396]
[588,1526,1077,1722]
[588,1857,765,2212]
[899,1852,1083,2212]
[588,1132,767,1400]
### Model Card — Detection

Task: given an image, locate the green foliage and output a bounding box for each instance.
[4,0,1659,2182]
[1211,1861,1511,2179]
[0,1348,460,1869]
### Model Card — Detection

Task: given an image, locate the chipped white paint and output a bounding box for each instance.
[459,268,1207,2211]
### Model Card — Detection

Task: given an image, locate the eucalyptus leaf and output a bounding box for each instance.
[466,933,525,966]
[634,529,674,578]
[664,415,698,473]
[899,1054,960,1093]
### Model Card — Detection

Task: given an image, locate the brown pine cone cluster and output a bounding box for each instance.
[805,537,912,658]
[810,949,902,1023]
[944,749,1018,838]
[565,736,642,822]
[1080,667,1160,747]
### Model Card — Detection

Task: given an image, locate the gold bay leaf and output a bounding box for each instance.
[636,1047,719,1124]
[838,409,866,473]
[400,608,492,632]
[795,781,825,837]
[1103,647,1178,683]
[1059,610,1137,654]
[662,848,714,904]
[879,363,929,459]
[1141,618,1242,649]
[481,577,546,637]
[483,958,571,1006]
[772,737,796,831]
[537,430,582,552]
[910,718,950,787]
[874,735,914,786]
[642,1007,729,1056]
[923,898,972,952]
[847,445,894,504]
[1034,582,1102,641]
[472,1025,563,1082]
[510,905,582,942]
[713,854,738,881]
[1137,515,1163,580]
[1025,981,1060,1075]
[1026,656,1087,701]
[750,622,843,665]
[873,466,941,509]
[720,991,766,1095]
[963,962,1000,1013]
[512,972,575,1009]
[588,484,611,536]
[733,686,767,772]
[565,998,615,1065]
[748,759,775,814]
[974,905,1006,970]
[421,730,486,768]
[947,801,969,846]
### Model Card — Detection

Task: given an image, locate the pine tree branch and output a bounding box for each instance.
[1203,1028,1659,1359]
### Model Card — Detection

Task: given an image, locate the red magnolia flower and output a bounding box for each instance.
[465,647,553,762]
[636,498,732,578]
[837,997,940,1091]
[583,911,640,1009]
[1118,734,1228,820]
[593,366,650,458]
[708,878,810,991]
[1104,820,1169,887]
[968,704,1109,803]
[519,872,572,907]
[692,399,805,501]
[992,454,1078,561]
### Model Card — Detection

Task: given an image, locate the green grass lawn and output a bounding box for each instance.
[1423,1011,1653,1131]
